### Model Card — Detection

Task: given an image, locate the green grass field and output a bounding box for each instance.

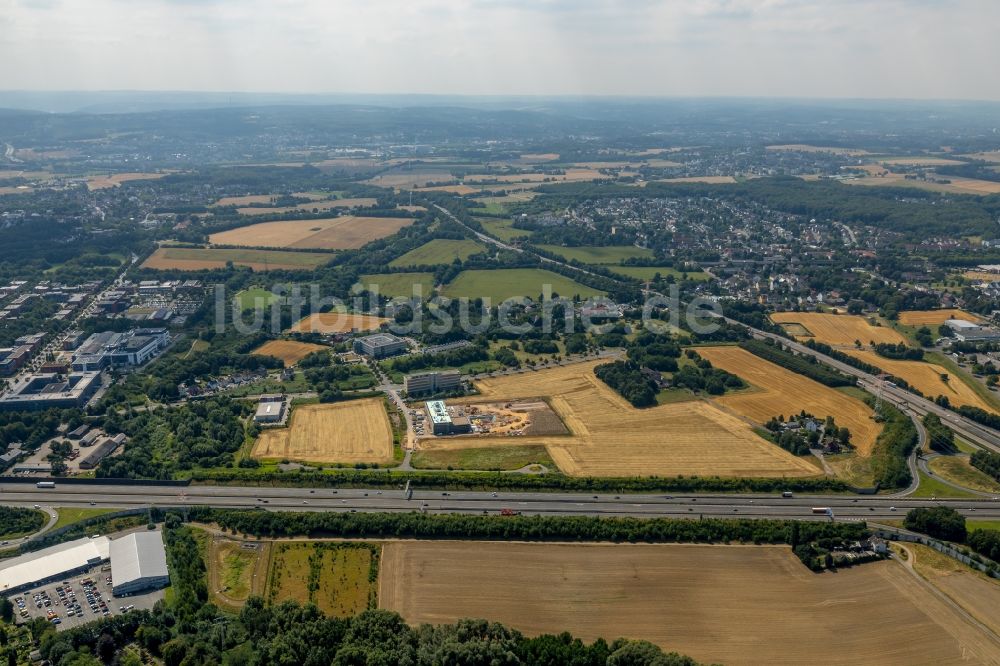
[51,507,116,531]
[536,244,654,264]
[606,265,711,281]
[411,445,556,471]
[910,470,983,499]
[236,287,280,311]
[358,272,436,299]
[389,239,485,267]
[441,268,605,302]
[927,455,1000,494]
[475,217,533,242]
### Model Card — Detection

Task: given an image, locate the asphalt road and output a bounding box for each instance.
[6,483,1000,523]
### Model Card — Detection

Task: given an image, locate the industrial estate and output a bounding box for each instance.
[3,51,1000,666]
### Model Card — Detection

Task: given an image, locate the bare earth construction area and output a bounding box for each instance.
[428,361,817,478]
[379,541,1000,666]
[253,399,394,464]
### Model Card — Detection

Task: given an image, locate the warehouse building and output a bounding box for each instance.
[110,532,169,596]
[404,370,461,396]
[352,333,408,359]
[0,537,111,594]
[944,318,1000,342]
[79,435,126,470]
[254,395,286,424]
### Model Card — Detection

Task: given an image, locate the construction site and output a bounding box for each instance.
[415,399,568,438]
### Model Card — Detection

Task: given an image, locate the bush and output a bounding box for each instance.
[904,506,967,542]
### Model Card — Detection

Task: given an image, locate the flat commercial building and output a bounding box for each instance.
[0,372,101,412]
[0,537,111,595]
[110,532,169,596]
[944,319,1000,342]
[425,400,472,435]
[71,328,170,372]
[404,371,461,396]
[254,398,286,424]
[352,333,408,359]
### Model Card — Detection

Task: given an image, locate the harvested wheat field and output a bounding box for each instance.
[900,542,1000,641]
[253,399,394,464]
[435,361,816,478]
[897,309,982,327]
[85,172,169,190]
[209,215,414,250]
[288,312,390,334]
[657,175,737,184]
[379,541,1000,666]
[699,346,879,455]
[770,312,908,347]
[141,246,332,271]
[251,340,328,366]
[843,349,995,413]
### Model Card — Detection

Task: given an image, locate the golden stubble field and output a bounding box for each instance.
[379,541,1000,666]
[209,215,414,250]
[288,312,390,334]
[251,340,328,366]
[699,346,879,455]
[253,399,394,464]
[426,361,817,478]
[84,172,169,190]
[769,312,909,347]
[896,308,982,327]
[844,349,996,413]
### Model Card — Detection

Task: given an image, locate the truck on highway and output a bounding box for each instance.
[500,508,521,516]
[812,507,834,518]
[36,481,55,489]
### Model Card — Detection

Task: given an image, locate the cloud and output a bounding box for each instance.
[0,0,997,100]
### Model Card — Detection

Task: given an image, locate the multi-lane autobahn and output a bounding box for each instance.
[5,482,1000,523]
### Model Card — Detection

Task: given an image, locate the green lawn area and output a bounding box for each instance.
[236,287,280,311]
[835,385,873,402]
[51,507,116,531]
[910,470,983,499]
[655,388,698,405]
[358,272,436,299]
[389,239,485,267]
[968,520,1000,532]
[927,454,1000,494]
[470,200,510,215]
[441,268,606,302]
[411,445,556,471]
[606,265,711,281]
[475,217,533,242]
[536,244,654,265]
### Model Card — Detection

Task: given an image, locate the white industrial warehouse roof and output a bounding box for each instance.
[110,532,168,588]
[0,536,110,592]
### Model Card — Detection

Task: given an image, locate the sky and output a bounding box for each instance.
[1,0,997,100]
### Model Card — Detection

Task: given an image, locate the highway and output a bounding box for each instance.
[5,483,1000,523]
[734,320,1000,454]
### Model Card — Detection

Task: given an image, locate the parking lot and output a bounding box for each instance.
[10,565,165,631]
